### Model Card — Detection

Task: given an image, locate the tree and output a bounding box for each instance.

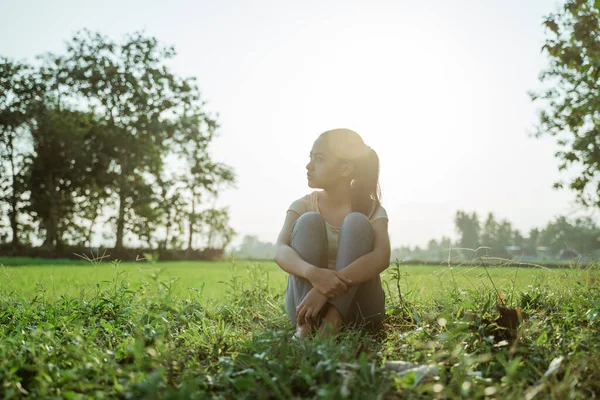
[479,212,518,257]
[26,106,113,248]
[171,109,235,251]
[427,239,439,250]
[513,229,525,249]
[154,176,186,250]
[426,239,445,261]
[0,159,6,238]
[538,216,600,254]
[480,212,498,253]
[198,207,236,250]
[0,58,41,248]
[439,236,454,260]
[235,235,277,260]
[531,0,600,207]
[526,228,541,254]
[390,246,413,262]
[454,210,480,251]
[50,30,212,249]
[496,220,514,257]
[124,178,162,249]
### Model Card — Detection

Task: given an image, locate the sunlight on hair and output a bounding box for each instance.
[321,128,370,161]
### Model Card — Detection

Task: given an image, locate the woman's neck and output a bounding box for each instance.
[321,182,352,208]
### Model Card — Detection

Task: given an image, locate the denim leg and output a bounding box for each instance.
[284,212,328,324]
[329,212,386,328]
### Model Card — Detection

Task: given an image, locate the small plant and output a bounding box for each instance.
[384,258,414,319]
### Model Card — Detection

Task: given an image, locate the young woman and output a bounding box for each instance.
[274,128,391,339]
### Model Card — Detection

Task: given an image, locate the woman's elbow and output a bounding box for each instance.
[274,244,286,266]
[379,250,391,272]
[274,250,281,266]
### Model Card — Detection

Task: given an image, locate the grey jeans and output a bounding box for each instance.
[284,212,386,328]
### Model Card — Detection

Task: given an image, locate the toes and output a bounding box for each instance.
[294,323,313,339]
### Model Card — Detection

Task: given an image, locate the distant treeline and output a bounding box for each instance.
[232,211,600,264]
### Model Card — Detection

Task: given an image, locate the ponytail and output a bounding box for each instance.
[351,147,381,216]
[320,128,382,216]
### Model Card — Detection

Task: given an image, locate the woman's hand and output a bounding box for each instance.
[306,267,352,298]
[296,288,329,325]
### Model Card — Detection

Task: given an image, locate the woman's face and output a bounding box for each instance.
[306,136,348,189]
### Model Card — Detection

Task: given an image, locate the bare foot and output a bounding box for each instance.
[318,306,343,337]
[293,323,313,340]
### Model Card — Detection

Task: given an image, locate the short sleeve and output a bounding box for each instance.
[287,196,309,216]
[369,204,388,222]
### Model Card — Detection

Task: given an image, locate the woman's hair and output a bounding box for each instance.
[320,129,381,216]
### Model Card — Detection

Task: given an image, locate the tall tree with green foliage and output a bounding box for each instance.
[454,210,480,251]
[532,0,600,207]
[0,58,41,248]
[199,207,236,250]
[170,105,235,251]
[235,235,277,259]
[477,212,523,257]
[154,175,186,250]
[27,106,113,248]
[526,228,541,253]
[538,216,600,254]
[1,31,235,253]
[495,220,515,257]
[48,30,216,250]
[480,212,498,253]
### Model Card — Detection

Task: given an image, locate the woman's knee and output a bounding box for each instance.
[294,212,325,232]
[343,212,369,225]
[291,212,327,259]
[341,212,371,234]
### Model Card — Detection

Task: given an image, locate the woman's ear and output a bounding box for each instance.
[340,162,355,178]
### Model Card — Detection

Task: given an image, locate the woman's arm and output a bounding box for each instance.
[274,211,316,279]
[295,218,390,325]
[274,210,351,297]
[335,218,391,284]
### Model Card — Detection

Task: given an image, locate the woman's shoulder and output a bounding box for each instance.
[368,200,388,222]
[287,191,320,215]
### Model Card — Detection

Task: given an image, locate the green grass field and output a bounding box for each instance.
[0,259,286,301]
[1,256,599,398]
[0,257,563,302]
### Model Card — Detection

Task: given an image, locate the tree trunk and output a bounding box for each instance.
[39,171,62,249]
[115,153,128,250]
[164,214,171,250]
[207,229,214,249]
[43,216,58,248]
[86,205,99,247]
[8,137,20,249]
[115,189,126,250]
[9,193,19,248]
[187,197,195,251]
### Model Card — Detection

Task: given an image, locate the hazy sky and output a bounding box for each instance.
[0,0,585,248]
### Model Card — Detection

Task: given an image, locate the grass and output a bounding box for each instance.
[0,256,559,302]
[0,259,286,302]
[0,255,599,398]
[0,256,95,266]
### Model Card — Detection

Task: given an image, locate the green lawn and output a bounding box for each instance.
[1,256,598,398]
[0,259,285,301]
[0,257,572,303]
